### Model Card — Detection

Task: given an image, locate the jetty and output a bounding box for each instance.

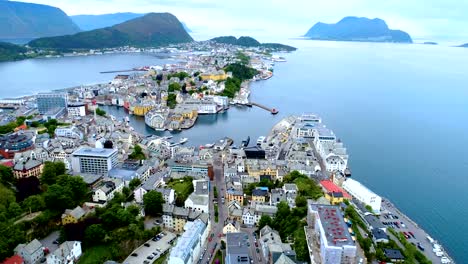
[249,101,279,114]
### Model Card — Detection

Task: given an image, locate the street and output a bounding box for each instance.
[240,226,267,263]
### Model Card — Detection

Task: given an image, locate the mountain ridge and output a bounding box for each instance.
[29,13,193,50]
[210,36,297,51]
[304,16,412,43]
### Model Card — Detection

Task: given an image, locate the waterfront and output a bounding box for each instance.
[2,40,468,262]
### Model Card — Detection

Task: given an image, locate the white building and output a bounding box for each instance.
[55,126,83,139]
[14,239,44,264]
[67,103,86,117]
[71,147,118,175]
[184,179,209,213]
[134,186,175,204]
[307,204,357,264]
[92,178,124,203]
[317,141,348,173]
[242,208,255,227]
[168,219,208,264]
[46,241,82,264]
[342,178,382,214]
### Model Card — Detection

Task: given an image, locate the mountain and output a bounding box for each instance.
[181,22,192,33]
[71,13,145,31]
[29,13,193,50]
[0,42,27,62]
[459,43,468,48]
[304,16,412,43]
[210,36,296,51]
[0,0,80,41]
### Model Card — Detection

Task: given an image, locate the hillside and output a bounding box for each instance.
[71,13,145,31]
[304,16,412,43]
[0,42,27,62]
[210,36,297,51]
[29,13,193,50]
[0,0,80,41]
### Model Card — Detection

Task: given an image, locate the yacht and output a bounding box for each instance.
[180,138,188,144]
[257,136,266,145]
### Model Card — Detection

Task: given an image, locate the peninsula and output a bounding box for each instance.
[211,36,297,51]
[304,16,413,43]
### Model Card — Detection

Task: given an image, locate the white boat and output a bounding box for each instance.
[427,236,435,243]
[180,138,188,144]
[257,136,266,145]
[204,143,215,148]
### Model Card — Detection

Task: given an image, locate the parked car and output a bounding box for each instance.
[144,243,150,247]
[131,253,138,257]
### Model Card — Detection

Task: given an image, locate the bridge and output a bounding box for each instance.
[249,101,279,114]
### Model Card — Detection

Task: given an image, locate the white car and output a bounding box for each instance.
[441,257,451,263]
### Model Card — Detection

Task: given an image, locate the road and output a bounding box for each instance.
[40,230,60,253]
[199,152,228,264]
[241,226,267,263]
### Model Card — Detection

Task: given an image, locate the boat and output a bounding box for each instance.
[241,136,250,147]
[226,137,234,146]
[204,143,215,148]
[257,136,266,145]
[179,138,188,144]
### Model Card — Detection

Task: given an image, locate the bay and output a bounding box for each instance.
[1,40,468,262]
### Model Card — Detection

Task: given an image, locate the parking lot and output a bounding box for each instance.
[122,231,176,264]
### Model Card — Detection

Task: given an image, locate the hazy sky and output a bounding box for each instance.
[19,0,468,41]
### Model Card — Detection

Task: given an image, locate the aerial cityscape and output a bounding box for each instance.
[0,1,467,264]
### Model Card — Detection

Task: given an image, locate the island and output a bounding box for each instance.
[28,13,193,50]
[210,36,297,51]
[423,42,438,45]
[458,43,468,48]
[304,16,413,43]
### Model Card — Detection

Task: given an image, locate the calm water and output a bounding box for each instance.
[2,40,468,262]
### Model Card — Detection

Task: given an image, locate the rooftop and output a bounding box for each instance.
[73,147,117,158]
[320,180,351,199]
[226,232,250,264]
[310,204,354,247]
[169,220,206,263]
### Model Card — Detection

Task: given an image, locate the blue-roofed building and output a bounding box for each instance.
[168,219,209,264]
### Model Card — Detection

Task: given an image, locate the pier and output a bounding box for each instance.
[249,101,279,114]
[100,69,147,74]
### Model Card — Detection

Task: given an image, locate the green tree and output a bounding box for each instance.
[293,228,311,262]
[96,108,106,116]
[22,195,46,213]
[295,196,307,208]
[41,161,58,185]
[257,215,272,230]
[168,82,181,92]
[84,224,106,246]
[128,145,146,160]
[44,175,88,211]
[129,178,142,190]
[54,162,66,176]
[143,191,164,216]
[0,165,14,186]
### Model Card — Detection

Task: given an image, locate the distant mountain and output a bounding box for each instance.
[210,36,297,51]
[71,13,145,31]
[29,13,193,50]
[0,42,27,62]
[304,16,412,43]
[459,43,468,48]
[0,0,80,41]
[423,42,438,45]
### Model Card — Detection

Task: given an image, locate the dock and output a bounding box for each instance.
[250,101,279,114]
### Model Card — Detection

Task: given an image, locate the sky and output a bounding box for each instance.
[18,0,468,42]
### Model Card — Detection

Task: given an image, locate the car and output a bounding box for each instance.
[255,242,258,247]
[144,243,150,247]
[153,251,158,255]
[147,255,154,260]
[143,261,150,264]
[256,248,260,253]
[131,253,138,257]
[409,231,415,238]
[52,240,59,245]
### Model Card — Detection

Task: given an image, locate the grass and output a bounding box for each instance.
[213,249,224,264]
[78,245,113,264]
[153,252,168,264]
[214,204,219,223]
[167,177,194,206]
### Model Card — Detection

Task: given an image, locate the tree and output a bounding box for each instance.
[295,196,307,208]
[293,228,311,262]
[44,175,88,212]
[143,191,164,216]
[95,108,106,116]
[129,178,141,190]
[54,162,66,176]
[168,82,181,92]
[84,224,106,246]
[257,215,272,230]
[128,145,146,160]
[16,176,41,201]
[22,195,45,213]
[0,165,14,186]
[41,161,58,186]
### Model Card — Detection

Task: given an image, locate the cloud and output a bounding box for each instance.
[18,0,468,41]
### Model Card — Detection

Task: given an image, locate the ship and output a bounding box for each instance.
[179,138,188,144]
[241,136,250,147]
[257,136,266,145]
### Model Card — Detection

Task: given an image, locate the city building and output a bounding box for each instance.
[67,102,86,117]
[371,229,389,244]
[184,179,209,213]
[223,222,240,234]
[14,239,44,264]
[13,158,43,179]
[92,178,124,204]
[320,180,351,204]
[252,189,269,203]
[71,147,118,176]
[0,132,34,159]
[306,204,356,264]
[225,232,251,264]
[259,226,296,264]
[46,241,82,264]
[36,93,68,117]
[226,188,244,205]
[342,179,382,214]
[54,126,83,140]
[168,219,208,264]
[383,249,405,262]
[61,206,86,225]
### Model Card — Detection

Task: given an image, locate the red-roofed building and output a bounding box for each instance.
[2,255,24,264]
[320,180,351,204]
[14,125,28,132]
[1,160,15,168]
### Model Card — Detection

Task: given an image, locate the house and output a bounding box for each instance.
[227,200,243,222]
[252,189,269,204]
[259,226,296,264]
[383,249,405,262]
[2,255,24,264]
[226,188,244,205]
[14,239,44,264]
[46,241,82,264]
[13,158,43,179]
[61,206,87,225]
[320,180,351,204]
[222,221,240,234]
[162,203,175,230]
[242,208,255,227]
[270,188,286,206]
[254,204,277,224]
[133,175,174,204]
[184,180,209,213]
[371,229,389,244]
[92,178,124,204]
